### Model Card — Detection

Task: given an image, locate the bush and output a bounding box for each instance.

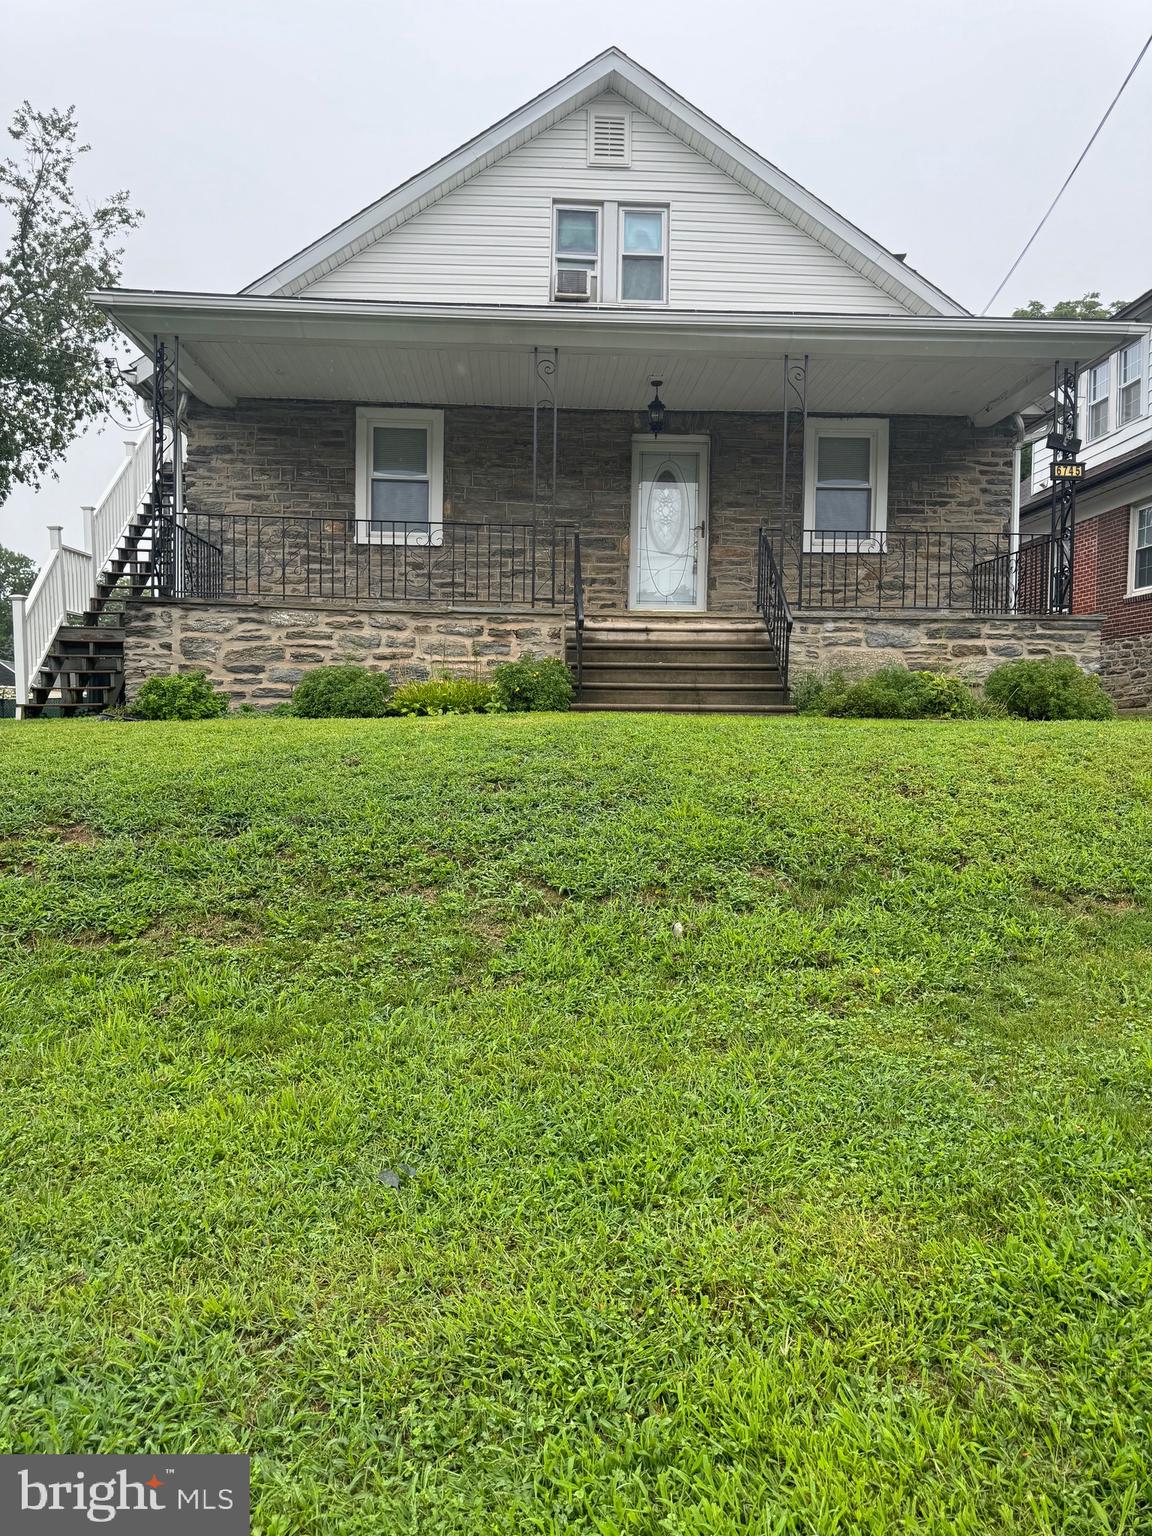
[130,672,229,721]
[387,678,493,716]
[490,655,574,713]
[984,657,1115,720]
[794,666,987,719]
[290,665,392,719]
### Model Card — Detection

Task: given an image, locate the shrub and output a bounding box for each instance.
[794,666,986,719]
[388,678,493,716]
[984,657,1115,720]
[491,655,574,713]
[290,665,392,718]
[130,671,229,721]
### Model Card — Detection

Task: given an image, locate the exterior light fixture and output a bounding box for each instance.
[647,378,666,438]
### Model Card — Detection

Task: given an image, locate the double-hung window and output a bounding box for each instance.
[1119,341,1144,427]
[554,205,600,298]
[355,408,443,544]
[1087,361,1111,441]
[1130,504,1152,596]
[620,207,667,303]
[803,418,890,549]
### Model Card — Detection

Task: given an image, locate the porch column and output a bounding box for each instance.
[778,353,808,603]
[530,346,560,605]
[1048,362,1079,613]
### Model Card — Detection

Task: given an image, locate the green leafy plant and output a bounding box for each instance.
[984,658,1116,721]
[794,666,987,719]
[1,103,143,502]
[129,671,229,721]
[290,665,392,719]
[387,678,493,716]
[490,655,574,713]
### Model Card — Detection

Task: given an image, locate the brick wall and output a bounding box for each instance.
[183,401,1014,615]
[1070,503,1152,707]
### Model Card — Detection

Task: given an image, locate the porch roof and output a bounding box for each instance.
[94,289,1149,427]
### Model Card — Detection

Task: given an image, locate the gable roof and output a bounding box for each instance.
[243,47,968,317]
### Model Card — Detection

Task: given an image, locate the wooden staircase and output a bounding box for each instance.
[569,616,793,714]
[24,499,163,718]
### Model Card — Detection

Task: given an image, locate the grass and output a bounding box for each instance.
[1,713,1151,1534]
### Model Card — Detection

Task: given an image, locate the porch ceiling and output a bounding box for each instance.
[94,290,1150,426]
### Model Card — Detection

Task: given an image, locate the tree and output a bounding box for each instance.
[0,103,142,505]
[1012,293,1127,320]
[0,542,38,657]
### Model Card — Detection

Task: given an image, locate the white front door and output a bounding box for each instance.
[629,437,709,611]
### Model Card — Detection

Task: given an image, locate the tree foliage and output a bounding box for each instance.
[0,541,38,656]
[0,103,142,505]
[1012,293,1127,320]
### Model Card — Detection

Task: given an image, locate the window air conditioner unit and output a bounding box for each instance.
[554,267,593,301]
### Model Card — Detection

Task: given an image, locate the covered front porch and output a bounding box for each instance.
[62,292,1139,706]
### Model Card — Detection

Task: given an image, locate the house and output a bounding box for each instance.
[1021,288,1152,708]
[12,48,1149,716]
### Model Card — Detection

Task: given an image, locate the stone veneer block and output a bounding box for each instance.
[789,611,1102,686]
[121,599,566,707]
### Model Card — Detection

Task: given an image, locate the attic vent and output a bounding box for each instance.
[588,110,631,167]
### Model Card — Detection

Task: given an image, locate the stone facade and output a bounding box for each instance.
[789,611,1102,684]
[121,599,566,707]
[1099,632,1152,710]
[181,400,1015,615]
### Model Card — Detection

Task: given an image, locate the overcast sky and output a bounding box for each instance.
[3,0,1150,563]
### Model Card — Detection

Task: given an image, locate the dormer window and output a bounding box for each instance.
[588,109,630,167]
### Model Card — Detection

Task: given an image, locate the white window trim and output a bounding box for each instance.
[355,407,443,545]
[803,417,890,553]
[1127,501,1152,598]
[552,203,601,302]
[618,205,669,306]
[1086,359,1112,443]
[1118,339,1145,428]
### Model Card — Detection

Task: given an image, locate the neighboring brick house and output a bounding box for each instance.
[13,49,1147,714]
[1023,288,1152,708]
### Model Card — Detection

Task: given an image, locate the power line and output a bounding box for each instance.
[981,28,1152,316]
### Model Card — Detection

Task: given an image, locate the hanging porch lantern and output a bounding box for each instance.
[647,378,666,438]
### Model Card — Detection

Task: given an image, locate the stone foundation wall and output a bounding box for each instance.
[1099,632,1152,710]
[122,599,566,707]
[790,611,1102,684]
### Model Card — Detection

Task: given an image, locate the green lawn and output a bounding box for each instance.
[1,714,1151,1534]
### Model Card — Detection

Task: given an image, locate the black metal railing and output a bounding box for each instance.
[153,514,576,610]
[971,536,1054,616]
[151,514,225,600]
[762,527,1058,614]
[756,526,794,685]
[572,531,585,696]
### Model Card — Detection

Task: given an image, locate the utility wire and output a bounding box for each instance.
[981,28,1152,315]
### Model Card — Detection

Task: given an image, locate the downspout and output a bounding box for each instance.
[1009,412,1026,612]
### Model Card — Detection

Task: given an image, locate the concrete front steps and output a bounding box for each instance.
[568,616,792,714]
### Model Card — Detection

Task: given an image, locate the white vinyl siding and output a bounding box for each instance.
[301,95,914,314]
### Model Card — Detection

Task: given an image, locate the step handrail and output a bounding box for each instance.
[13,431,153,711]
[12,535,94,708]
[86,433,153,573]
